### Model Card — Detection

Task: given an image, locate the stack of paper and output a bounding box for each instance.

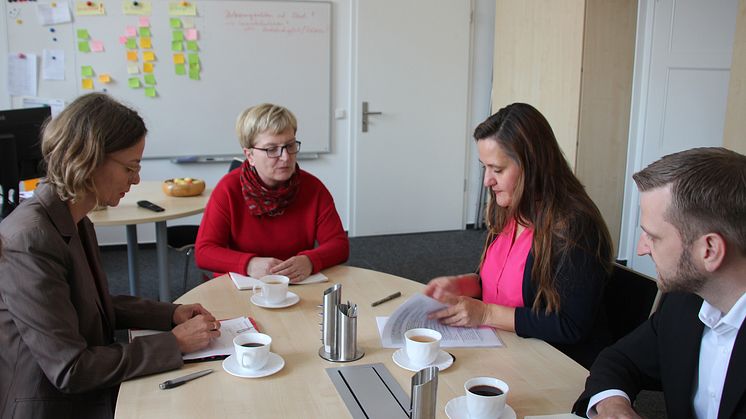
[229,271,328,290]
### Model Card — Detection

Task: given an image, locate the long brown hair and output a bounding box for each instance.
[475,103,612,313]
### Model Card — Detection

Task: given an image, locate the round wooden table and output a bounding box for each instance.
[88,180,211,301]
[115,266,588,418]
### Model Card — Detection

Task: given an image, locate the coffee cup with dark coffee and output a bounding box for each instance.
[404,328,442,367]
[233,333,272,370]
[464,377,509,419]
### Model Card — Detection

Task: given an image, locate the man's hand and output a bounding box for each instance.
[594,396,641,419]
[270,255,313,283]
[171,314,220,354]
[172,303,213,325]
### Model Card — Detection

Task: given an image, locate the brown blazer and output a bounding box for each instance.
[0,183,184,419]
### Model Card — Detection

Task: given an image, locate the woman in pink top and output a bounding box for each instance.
[424,103,613,367]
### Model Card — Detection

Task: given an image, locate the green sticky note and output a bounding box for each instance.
[174,63,186,75]
[76,29,90,39]
[189,62,200,72]
[139,27,151,38]
[172,30,184,42]
[186,40,198,51]
[81,65,94,77]
[170,18,181,28]
[187,53,199,65]
[126,38,137,49]
[145,87,157,98]
[171,41,183,51]
[189,68,200,80]
[78,41,91,53]
[128,77,141,88]
[144,74,156,85]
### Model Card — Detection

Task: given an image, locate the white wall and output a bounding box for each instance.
[2,0,496,245]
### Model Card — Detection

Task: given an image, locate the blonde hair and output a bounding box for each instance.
[235,103,297,149]
[41,93,146,202]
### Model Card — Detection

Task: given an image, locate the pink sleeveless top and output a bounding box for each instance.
[480,218,533,307]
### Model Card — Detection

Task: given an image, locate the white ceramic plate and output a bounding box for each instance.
[444,396,516,419]
[250,291,300,308]
[392,348,454,372]
[222,352,285,378]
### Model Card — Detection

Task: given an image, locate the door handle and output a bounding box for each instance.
[362,101,382,132]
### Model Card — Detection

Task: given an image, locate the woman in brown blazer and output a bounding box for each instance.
[0,93,221,419]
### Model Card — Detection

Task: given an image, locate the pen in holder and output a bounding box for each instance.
[410,366,439,419]
[319,285,364,362]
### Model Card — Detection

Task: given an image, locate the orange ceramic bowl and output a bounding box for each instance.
[162,178,206,197]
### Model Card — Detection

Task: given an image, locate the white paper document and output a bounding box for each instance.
[378,294,503,348]
[42,49,65,80]
[229,271,328,290]
[36,2,72,25]
[7,53,38,97]
[129,316,257,361]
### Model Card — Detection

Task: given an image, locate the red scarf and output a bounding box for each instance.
[240,160,300,216]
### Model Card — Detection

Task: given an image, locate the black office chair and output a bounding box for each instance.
[604,262,661,343]
[168,158,244,294]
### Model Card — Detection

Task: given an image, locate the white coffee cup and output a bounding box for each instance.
[464,377,509,419]
[404,328,442,367]
[252,275,289,304]
[233,333,272,371]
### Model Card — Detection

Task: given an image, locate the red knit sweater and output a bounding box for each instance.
[195,168,349,276]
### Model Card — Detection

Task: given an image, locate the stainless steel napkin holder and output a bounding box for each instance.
[319,284,364,362]
[410,366,439,419]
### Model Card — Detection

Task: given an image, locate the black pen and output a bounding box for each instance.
[159,368,213,390]
[371,291,402,307]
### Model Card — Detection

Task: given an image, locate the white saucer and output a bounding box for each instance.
[444,396,515,419]
[392,348,454,372]
[222,352,285,378]
[250,291,300,308]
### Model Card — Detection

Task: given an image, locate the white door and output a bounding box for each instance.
[350,0,472,237]
[625,0,738,275]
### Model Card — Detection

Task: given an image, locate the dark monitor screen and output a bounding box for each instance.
[0,106,52,217]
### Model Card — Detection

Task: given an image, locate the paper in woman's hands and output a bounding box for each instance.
[377,294,503,348]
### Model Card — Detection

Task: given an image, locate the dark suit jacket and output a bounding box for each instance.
[0,183,184,419]
[573,292,746,418]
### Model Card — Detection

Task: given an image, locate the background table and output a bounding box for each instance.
[88,181,211,301]
[116,266,589,418]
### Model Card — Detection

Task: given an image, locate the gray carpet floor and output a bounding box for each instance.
[99,228,665,418]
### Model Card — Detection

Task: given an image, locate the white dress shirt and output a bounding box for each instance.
[587,292,746,418]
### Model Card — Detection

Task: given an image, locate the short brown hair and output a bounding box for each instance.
[41,93,146,202]
[235,103,297,149]
[633,147,746,255]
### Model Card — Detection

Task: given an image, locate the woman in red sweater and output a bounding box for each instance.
[195,103,349,282]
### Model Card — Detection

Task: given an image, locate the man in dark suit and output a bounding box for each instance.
[573,147,746,418]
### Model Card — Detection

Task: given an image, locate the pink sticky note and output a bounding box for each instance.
[91,40,104,52]
[139,16,150,27]
[119,35,127,45]
[125,26,137,37]
[185,28,198,41]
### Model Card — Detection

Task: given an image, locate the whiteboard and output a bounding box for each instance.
[3,0,331,157]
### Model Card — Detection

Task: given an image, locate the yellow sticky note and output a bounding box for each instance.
[168,1,197,16]
[81,78,94,89]
[127,51,138,62]
[172,53,185,64]
[143,62,154,73]
[143,51,155,62]
[75,1,105,15]
[139,37,152,49]
[98,74,111,83]
[122,0,152,15]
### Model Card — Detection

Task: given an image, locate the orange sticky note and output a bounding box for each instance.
[98,74,111,83]
[143,51,155,62]
[81,78,94,89]
[172,53,185,64]
[127,51,138,61]
[143,62,154,73]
